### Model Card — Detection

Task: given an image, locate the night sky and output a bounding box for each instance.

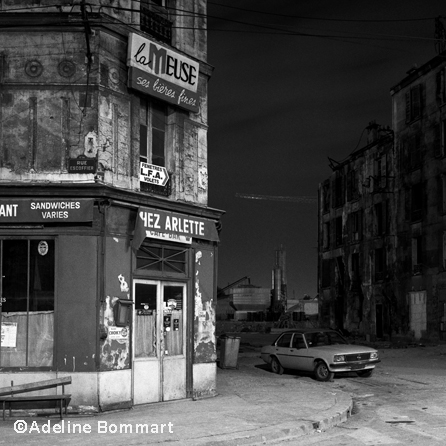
[206,1,445,298]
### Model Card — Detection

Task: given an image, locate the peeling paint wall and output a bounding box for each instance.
[100,226,133,371]
[194,248,216,363]
[0,2,211,207]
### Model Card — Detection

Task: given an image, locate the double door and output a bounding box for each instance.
[132,279,187,404]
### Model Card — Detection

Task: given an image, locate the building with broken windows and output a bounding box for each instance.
[318,50,446,342]
[0,0,223,411]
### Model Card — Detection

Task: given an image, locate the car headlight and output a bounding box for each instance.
[333,355,345,362]
[370,352,378,360]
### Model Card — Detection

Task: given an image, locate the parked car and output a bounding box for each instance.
[260,329,380,381]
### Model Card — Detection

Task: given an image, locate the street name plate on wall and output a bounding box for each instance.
[68,157,97,173]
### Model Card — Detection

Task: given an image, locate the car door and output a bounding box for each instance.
[287,333,314,371]
[273,333,293,368]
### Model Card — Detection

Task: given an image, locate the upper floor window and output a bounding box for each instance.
[140,98,170,196]
[322,221,330,250]
[402,134,422,171]
[436,68,446,105]
[410,183,423,222]
[346,169,358,201]
[350,210,362,242]
[412,236,422,275]
[322,181,330,213]
[374,201,388,236]
[321,259,331,288]
[335,216,343,247]
[333,174,345,208]
[374,247,386,281]
[140,98,167,168]
[405,84,422,123]
[140,0,172,44]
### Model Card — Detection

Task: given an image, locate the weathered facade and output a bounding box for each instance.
[0,0,223,411]
[318,50,446,342]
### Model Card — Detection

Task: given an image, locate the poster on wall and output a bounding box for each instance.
[108,326,129,344]
[1,322,17,348]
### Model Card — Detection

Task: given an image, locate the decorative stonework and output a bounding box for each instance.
[58,60,76,78]
[25,60,43,77]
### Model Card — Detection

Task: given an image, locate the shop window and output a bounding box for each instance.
[136,243,187,275]
[0,239,54,368]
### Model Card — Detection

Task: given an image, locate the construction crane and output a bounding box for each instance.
[235,193,317,204]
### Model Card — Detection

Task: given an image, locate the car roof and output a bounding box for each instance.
[278,329,338,334]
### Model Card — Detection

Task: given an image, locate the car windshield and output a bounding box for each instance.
[305,331,348,347]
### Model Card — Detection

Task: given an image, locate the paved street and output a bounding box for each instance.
[1,335,446,445]
[277,342,446,445]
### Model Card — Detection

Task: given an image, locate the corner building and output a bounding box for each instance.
[0,0,223,411]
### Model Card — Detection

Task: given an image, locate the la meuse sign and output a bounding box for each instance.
[127,33,200,113]
[0,199,94,222]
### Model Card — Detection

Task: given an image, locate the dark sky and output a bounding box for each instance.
[206,1,445,298]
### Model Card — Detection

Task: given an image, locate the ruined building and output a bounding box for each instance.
[318,50,446,342]
[0,0,223,410]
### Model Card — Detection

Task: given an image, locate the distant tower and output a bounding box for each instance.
[271,245,287,313]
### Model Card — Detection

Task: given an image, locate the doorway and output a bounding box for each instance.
[132,279,187,404]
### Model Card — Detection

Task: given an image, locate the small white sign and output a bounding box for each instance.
[140,162,169,186]
[1,322,17,348]
[146,230,192,244]
[108,326,129,343]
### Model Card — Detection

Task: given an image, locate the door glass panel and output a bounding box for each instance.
[163,285,183,356]
[134,283,158,358]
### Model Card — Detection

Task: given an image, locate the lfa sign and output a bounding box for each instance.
[140,162,169,186]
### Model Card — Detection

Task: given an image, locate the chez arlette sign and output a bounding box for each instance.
[127,33,200,113]
[132,207,219,249]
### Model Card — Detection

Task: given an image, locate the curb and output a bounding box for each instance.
[182,392,353,446]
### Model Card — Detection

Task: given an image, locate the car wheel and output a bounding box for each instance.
[314,361,334,382]
[357,369,374,378]
[271,356,284,375]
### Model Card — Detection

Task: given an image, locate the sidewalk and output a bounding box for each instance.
[0,352,353,445]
